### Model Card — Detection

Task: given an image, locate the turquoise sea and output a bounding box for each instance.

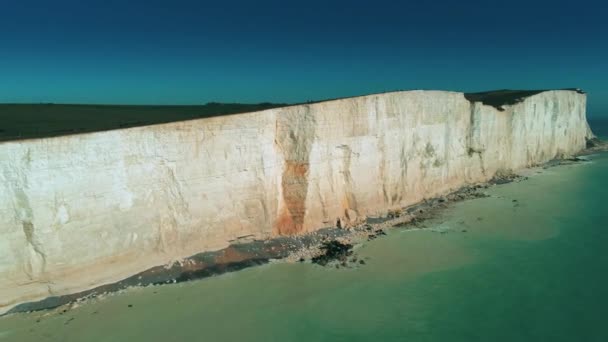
[0,121,607,342]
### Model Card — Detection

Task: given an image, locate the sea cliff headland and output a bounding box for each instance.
[0,89,597,314]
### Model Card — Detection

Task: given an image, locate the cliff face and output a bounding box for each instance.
[0,90,589,314]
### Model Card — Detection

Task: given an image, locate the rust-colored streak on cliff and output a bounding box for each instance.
[277,161,310,235]
[273,106,316,235]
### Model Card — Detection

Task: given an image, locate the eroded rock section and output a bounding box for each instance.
[0,89,591,314]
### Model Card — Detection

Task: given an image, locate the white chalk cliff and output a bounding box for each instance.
[0,90,592,314]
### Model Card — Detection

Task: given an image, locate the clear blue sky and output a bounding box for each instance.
[1,0,606,116]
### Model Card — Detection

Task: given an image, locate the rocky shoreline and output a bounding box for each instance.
[0,173,527,315]
[4,141,606,316]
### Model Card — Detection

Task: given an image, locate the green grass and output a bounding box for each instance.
[1,89,582,142]
[464,88,583,111]
[0,102,287,142]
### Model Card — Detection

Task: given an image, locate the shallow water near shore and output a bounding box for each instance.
[1,150,607,341]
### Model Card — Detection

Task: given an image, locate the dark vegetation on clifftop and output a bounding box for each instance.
[464,88,585,111]
[0,89,584,142]
[0,102,286,142]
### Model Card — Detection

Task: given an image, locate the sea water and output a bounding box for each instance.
[0,122,607,342]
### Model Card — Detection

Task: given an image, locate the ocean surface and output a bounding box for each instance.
[0,122,607,342]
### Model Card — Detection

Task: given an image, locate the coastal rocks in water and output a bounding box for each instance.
[367,229,387,241]
[445,185,489,202]
[544,155,591,168]
[489,171,525,185]
[586,137,602,149]
[566,156,588,162]
[311,241,354,266]
[582,137,608,154]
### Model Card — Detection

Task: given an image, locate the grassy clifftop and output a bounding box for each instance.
[464,88,584,110]
[0,102,286,142]
[0,89,583,142]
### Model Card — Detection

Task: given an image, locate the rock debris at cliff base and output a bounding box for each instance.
[2,174,492,315]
